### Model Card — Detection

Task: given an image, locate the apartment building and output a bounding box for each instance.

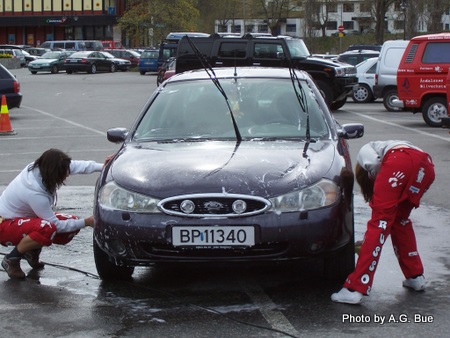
[215,0,435,38]
[0,0,125,46]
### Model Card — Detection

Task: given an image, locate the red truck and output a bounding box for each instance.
[395,33,450,127]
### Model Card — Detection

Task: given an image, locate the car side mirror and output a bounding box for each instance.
[338,123,364,139]
[107,128,128,143]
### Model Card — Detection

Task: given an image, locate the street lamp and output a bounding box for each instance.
[400,1,408,40]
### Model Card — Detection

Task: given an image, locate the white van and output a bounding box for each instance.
[372,40,409,111]
[40,40,103,51]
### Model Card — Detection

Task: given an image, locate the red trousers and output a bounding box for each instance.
[344,148,435,295]
[0,213,80,247]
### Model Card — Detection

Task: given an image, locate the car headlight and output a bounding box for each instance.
[335,66,357,77]
[99,181,161,213]
[269,179,340,212]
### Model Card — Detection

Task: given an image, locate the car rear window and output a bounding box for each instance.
[422,42,450,63]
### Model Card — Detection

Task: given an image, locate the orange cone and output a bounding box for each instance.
[0,95,16,135]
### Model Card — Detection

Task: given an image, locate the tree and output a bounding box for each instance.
[118,0,200,47]
[252,0,301,36]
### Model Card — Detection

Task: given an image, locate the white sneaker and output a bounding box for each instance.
[331,288,363,305]
[403,275,427,291]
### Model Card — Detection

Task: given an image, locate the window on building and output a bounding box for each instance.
[343,3,354,12]
[258,25,269,33]
[343,21,354,30]
[327,21,338,30]
[245,25,254,33]
[394,20,404,30]
[232,25,241,33]
[327,4,337,12]
[286,24,296,32]
[218,25,227,33]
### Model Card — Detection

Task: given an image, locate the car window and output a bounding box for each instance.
[218,42,247,58]
[422,42,450,63]
[133,78,329,141]
[141,51,158,58]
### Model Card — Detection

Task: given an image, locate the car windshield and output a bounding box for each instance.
[41,52,61,59]
[285,39,310,58]
[141,51,159,58]
[133,77,330,141]
[102,52,114,58]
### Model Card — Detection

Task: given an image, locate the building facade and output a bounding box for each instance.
[0,0,126,46]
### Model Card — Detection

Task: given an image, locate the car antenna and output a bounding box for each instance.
[184,35,242,143]
[285,48,311,159]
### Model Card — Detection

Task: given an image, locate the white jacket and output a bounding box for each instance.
[0,160,102,233]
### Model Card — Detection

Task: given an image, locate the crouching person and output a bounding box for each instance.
[0,149,104,279]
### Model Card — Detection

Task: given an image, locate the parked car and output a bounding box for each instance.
[373,40,409,112]
[98,51,132,71]
[138,49,159,74]
[92,66,364,280]
[21,50,38,65]
[28,51,74,74]
[101,40,124,49]
[395,33,450,127]
[64,51,117,74]
[0,63,22,109]
[156,57,176,85]
[346,44,382,52]
[0,48,26,67]
[24,47,52,56]
[104,49,140,67]
[351,57,378,103]
[337,50,380,66]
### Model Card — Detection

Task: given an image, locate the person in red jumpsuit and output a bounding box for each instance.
[331,140,435,304]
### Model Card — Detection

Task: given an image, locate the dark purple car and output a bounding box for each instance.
[93,67,364,280]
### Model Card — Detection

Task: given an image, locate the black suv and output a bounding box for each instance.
[0,63,22,109]
[175,35,358,110]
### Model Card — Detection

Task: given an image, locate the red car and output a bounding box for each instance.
[103,49,140,67]
[156,57,176,85]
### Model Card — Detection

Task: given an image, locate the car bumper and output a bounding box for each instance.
[94,204,353,266]
[391,98,404,108]
[4,93,22,109]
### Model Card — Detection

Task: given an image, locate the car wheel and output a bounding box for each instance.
[66,70,73,74]
[51,65,58,74]
[383,89,401,112]
[324,239,355,281]
[352,84,373,103]
[31,71,37,75]
[330,97,347,110]
[89,64,97,74]
[110,63,116,72]
[422,97,447,127]
[315,80,333,108]
[93,238,134,280]
[140,71,146,75]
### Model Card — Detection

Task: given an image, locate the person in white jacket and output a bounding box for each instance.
[0,148,106,279]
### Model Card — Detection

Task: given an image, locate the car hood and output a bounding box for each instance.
[108,140,336,198]
[30,59,57,64]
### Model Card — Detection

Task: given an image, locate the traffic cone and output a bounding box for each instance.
[0,95,16,136]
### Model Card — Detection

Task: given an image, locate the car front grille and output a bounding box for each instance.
[158,193,271,217]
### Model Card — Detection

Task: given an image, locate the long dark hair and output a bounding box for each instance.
[355,162,374,202]
[29,149,71,194]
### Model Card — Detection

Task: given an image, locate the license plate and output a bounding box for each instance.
[32,65,41,68]
[172,226,255,247]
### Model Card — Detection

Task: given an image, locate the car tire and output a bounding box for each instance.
[51,65,58,74]
[110,63,116,72]
[383,88,401,112]
[352,84,373,103]
[89,64,97,74]
[93,238,134,280]
[422,96,447,127]
[324,239,355,281]
[315,80,333,108]
[31,71,37,75]
[66,70,73,74]
[140,71,146,75]
[330,97,347,110]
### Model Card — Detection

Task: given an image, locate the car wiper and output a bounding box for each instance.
[184,36,242,144]
[285,53,310,160]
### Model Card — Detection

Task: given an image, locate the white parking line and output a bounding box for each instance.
[242,281,300,337]
[22,105,107,136]
[348,111,450,142]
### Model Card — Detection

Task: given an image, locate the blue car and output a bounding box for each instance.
[138,49,159,75]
